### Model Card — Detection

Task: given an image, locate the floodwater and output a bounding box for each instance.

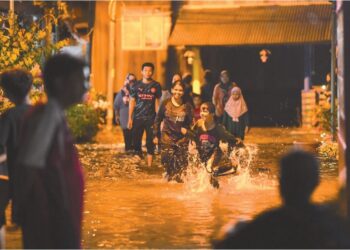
[6,128,339,249]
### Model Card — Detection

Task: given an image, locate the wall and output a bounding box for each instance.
[91,1,171,95]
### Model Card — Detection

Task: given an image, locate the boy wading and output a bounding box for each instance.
[128,63,162,167]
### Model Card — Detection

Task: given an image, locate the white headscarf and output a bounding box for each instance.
[224,87,248,122]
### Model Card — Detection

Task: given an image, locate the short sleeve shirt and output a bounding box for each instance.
[130,80,162,121]
[154,98,193,144]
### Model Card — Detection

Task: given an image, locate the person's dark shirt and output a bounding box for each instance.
[130,80,162,121]
[201,83,214,103]
[154,98,193,144]
[13,104,84,248]
[214,204,350,249]
[183,83,193,106]
[188,122,237,163]
[0,104,30,185]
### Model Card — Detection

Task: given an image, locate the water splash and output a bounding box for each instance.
[182,143,277,193]
[226,144,278,191]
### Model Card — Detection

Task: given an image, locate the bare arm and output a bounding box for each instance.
[155,98,160,114]
[153,101,166,144]
[0,153,6,163]
[127,97,136,129]
[212,85,218,105]
[114,93,121,123]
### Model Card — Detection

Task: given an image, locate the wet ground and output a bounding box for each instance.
[6,127,339,249]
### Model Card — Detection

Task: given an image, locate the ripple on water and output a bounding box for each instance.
[77,140,339,249]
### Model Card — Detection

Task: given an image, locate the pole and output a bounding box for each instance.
[304,45,312,91]
[331,2,337,141]
[107,0,116,130]
[9,0,14,12]
[9,0,14,29]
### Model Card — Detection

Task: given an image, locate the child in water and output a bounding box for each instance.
[183,102,242,187]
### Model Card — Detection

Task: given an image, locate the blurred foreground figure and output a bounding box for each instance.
[14,54,87,249]
[214,150,350,248]
[0,69,33,248]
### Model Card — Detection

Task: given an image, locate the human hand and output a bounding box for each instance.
[153,137,159,145]
[181,127,187,135]
[197,119,206,131]
[115,116,120,125]
[127,119,133,129]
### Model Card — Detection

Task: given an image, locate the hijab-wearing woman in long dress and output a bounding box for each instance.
[222,87,249,140]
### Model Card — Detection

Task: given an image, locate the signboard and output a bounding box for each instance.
[121,8,170,51]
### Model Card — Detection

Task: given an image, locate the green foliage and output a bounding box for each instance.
[0,13,68,72]
[318,140,339,160]
[0,89,14,115]
[66,104,100,143]
[86,88,109,124]
[316,104,338,134]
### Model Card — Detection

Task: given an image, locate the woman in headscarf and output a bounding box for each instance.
[212,70,237,122]
[222,87,249,140]
[114,73,136,153]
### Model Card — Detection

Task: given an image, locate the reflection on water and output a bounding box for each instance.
[6,128,339,249]
[79,129,338,249]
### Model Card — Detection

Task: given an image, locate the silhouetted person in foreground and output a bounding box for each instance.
[0,69,33,247]
[214,150,350,249]
[14,54,87,249]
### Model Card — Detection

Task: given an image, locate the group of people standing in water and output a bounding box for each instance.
[114,63,250,183]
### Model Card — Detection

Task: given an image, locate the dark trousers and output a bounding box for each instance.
[132,119,155,155]
[161,142,188,180]
[122,128,133,151]
[0,179,9,227]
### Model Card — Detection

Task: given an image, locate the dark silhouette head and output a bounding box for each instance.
[203,69,213,84]
[279,150,319,206]
[182,73,193,85]
[172,73,182,84]
[44,53,88,108]
[171,80,185,90]
[201,102,215,114]
[0,69,33,105]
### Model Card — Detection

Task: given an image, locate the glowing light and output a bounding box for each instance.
[193,79,201,95]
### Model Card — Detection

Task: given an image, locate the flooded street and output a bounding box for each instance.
[7,128,339,249]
